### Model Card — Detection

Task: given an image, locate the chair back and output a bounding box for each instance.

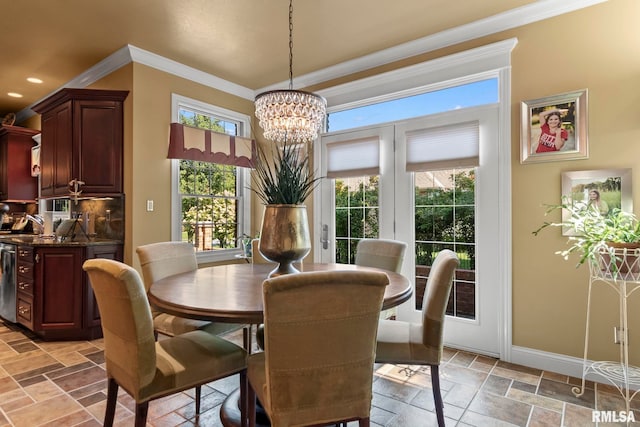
[355,239,407,273]
[136,242,197,292]
[421,249,459,358]
[83,259,157,398]
[262,270,388,425]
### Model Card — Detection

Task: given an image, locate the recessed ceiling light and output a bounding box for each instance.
[7,92,23,98]
[27,77,43,84]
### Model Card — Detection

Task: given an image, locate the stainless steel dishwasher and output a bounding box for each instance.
[0,242,16,323]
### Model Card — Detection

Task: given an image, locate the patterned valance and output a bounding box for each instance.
[168,123,256,168]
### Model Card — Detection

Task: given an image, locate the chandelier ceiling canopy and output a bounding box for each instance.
[254,0,326,143]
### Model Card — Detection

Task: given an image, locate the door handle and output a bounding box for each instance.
[321,224,329,250]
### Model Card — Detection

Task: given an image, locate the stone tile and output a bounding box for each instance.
[374,376,421,403]
[443,383,479,409]
[78,391,107,407]
[38,409,96,427]
[69,379,108,400]
[10,342,39,353]
[441,364,488,388]
[0,375,19,394]
[385,404,439,427]
[449,351,477,367]
[528,406,562,426]
[370,405,396,426]
[372,392,413,415]
[175,389,227,419]
[1,352,58,376]
[507,387,564,412]
[24,379,63,402]
[50,365,106,392]
[492,366,541,386]
[481,374,511,396]
[1,395,35,413]
[542,370,568,383]
[46,360,96,379]
[467,390,532,426]
[512,380,537,394]
[538,377,595,409]
[496,360,543,376]
[459,409,521,426]
[563,402,595,426]
[12,362,66,382]
[470,355,498,373]
[6,393,83,427]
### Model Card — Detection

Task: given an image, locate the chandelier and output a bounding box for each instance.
[254,0,326,143]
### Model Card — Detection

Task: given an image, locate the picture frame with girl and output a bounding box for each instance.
[520,89,588,164]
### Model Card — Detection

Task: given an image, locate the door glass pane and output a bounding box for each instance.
[414,168,476,319]
[335,176,380,263]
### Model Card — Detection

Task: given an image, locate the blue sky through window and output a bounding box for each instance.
[327,78,498,132]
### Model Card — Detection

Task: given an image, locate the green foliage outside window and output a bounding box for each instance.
[178,109,241,251]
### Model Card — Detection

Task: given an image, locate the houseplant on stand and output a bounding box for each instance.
[250,140,321,277]
[533,195,640,277]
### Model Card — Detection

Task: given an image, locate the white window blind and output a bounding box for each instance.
[406,121,479,172]
[326,136,380,178]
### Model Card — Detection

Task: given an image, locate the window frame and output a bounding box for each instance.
[170,93,251,264]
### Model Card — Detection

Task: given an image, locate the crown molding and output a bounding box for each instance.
[255,0,607,95]
[127,45,255,100]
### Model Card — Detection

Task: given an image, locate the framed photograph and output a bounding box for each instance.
[520,89,588,164]
[561,168,632,235]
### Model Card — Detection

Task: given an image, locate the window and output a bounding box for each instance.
[171,94,251,263]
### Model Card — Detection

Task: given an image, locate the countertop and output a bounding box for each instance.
[0,234,122,247]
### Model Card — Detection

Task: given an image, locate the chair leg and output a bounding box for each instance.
[104,377,118,427]
[240,370,248,427]
[430,365,445,427]
[247,378,256,427]
[135,402,149,427]
[195,385,202,415]
[359,417,370,427]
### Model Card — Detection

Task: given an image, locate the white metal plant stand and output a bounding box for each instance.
[573,246,640,411]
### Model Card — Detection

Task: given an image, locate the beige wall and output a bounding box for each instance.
[509,0,640,362]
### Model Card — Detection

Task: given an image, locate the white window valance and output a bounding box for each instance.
[326,136,380,178]
[405,121,479,172]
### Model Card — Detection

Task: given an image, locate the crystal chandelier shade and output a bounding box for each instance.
[255,89,326,143]
[254,0,327,143]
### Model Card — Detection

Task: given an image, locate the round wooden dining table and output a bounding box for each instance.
[148,261,412,427]
[148,262,412,325]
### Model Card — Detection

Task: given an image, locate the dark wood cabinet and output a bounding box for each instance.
[16,243,123,340]
[0,125,39,202]
[32,89,128,198]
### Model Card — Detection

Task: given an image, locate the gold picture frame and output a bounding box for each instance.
[520,89,588,164]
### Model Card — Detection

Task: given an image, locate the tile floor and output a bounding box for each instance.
[0,320,636,427]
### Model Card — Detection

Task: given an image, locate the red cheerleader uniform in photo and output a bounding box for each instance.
[536,123,568,153]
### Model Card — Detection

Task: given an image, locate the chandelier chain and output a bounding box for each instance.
[288,0,294,90]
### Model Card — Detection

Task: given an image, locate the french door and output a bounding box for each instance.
[317,105,502,356]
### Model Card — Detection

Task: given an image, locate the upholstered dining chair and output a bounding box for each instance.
[355,238,407,273]
[356,238,407,320]
[375,249,459,427]
[136,241,240,337]
[247,270,388,427]
[83,258,247,427]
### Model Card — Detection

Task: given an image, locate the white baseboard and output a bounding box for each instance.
[510,345,585,378]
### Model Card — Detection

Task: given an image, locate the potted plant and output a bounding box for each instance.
[250,140,322,276]
[533,196,640,276]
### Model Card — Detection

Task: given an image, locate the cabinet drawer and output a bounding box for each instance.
[17,293,33,329]
[17,246,34,262]
[17,261,34,279]
[17,278,33,295]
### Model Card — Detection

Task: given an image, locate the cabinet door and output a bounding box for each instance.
[41,102,73,197]
[34,247,83,331]
[84,244,123,327]
[0,126,39,201]
[74,99,123,194]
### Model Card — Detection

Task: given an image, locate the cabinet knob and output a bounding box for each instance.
[18,282,30,290]
[18,306,30,315]
[35,254,40,263]
[18,266,29,274]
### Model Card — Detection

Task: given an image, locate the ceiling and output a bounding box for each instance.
[1,0,602,121]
